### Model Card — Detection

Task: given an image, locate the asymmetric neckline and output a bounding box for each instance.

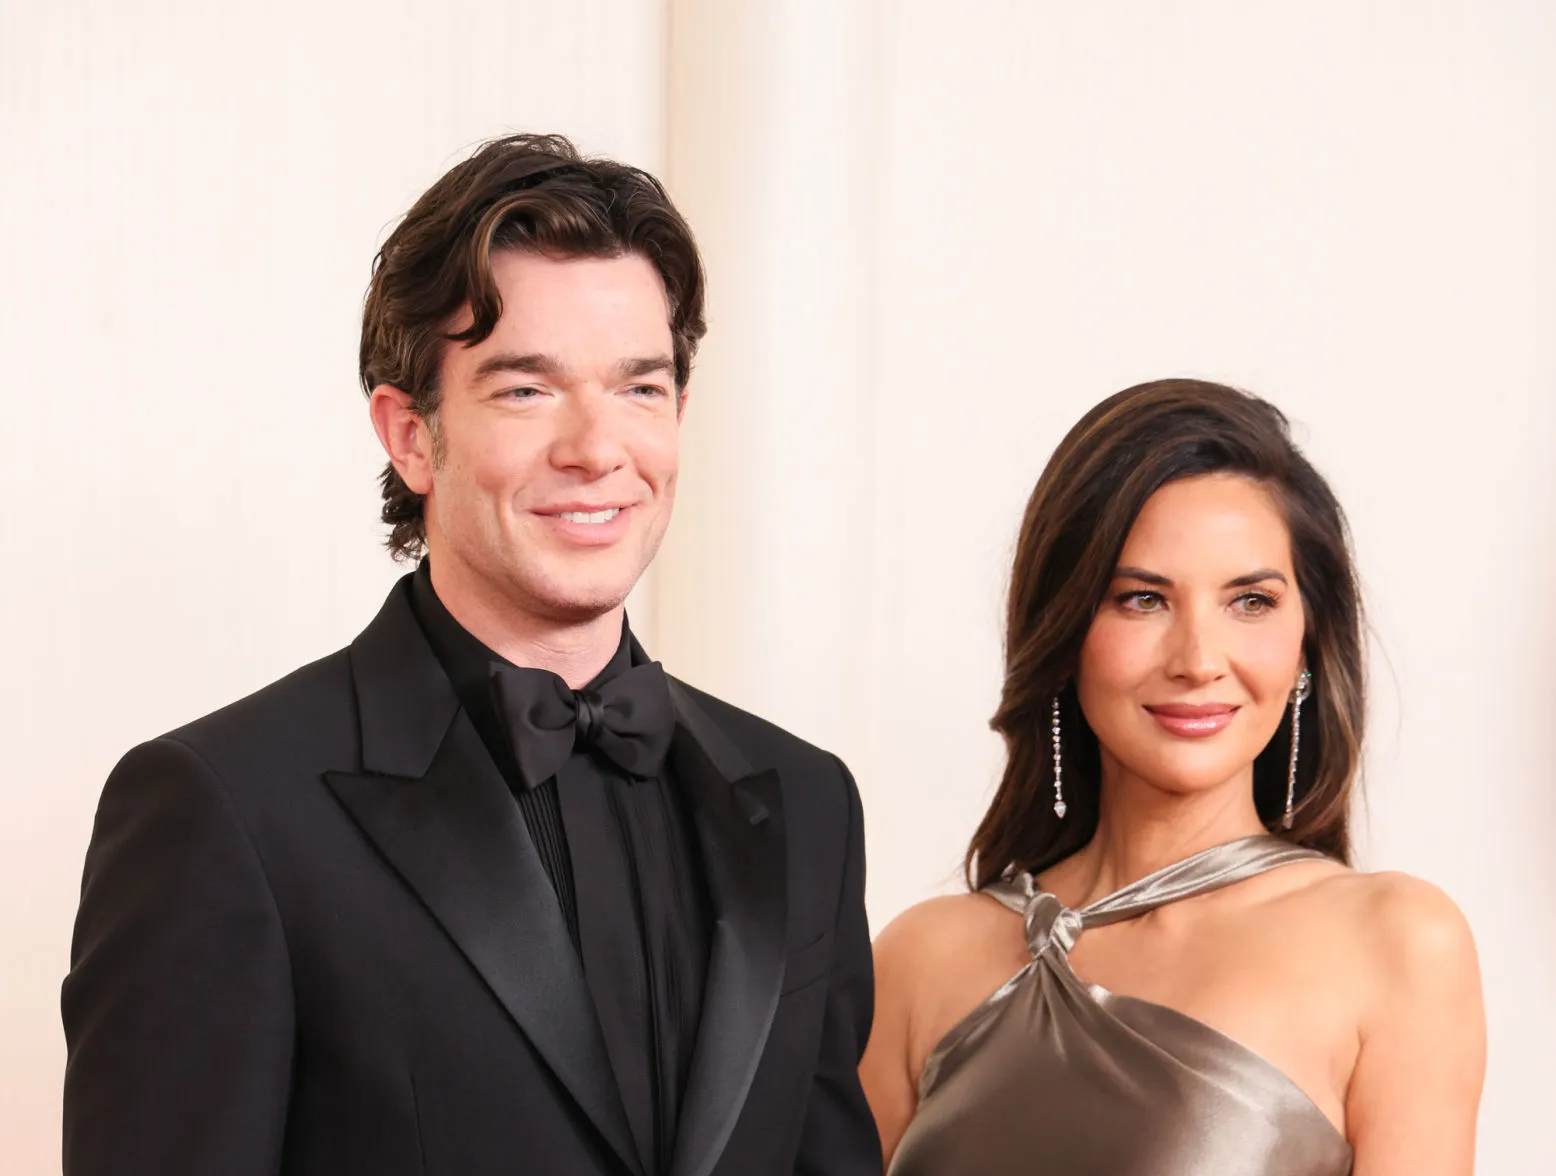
[908,834,1351,1167]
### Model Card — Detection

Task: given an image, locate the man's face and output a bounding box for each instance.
[414,250,683,625]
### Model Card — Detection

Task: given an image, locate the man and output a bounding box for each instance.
[62,134,881,1176]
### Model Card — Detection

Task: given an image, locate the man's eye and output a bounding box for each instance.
[629,384,669,398]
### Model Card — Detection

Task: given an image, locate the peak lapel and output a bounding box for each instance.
[664,682,788,1176]
[325,580,643,1176]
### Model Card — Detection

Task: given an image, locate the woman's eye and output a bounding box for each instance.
[1234,592,1278,615]
[1117,591,1165,612]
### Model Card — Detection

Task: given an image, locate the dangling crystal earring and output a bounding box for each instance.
[1282,670,1313,829]
[1050,696,1067,819]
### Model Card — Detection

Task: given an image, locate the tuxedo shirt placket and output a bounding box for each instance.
[406,561,710,1176]
[556,752,657,1171]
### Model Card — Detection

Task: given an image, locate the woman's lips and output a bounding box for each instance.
[1144,703,1240,737]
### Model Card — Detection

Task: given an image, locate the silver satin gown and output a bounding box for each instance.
[890,836,1354,1176]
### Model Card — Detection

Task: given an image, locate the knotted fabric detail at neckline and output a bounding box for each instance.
[1024,891,1085,956]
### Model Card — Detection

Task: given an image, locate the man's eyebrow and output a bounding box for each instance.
[468,352,676,383]
[615,355,676,381]
[471,352,566,381]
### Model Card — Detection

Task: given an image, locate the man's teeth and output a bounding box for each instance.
[557,508,621,525]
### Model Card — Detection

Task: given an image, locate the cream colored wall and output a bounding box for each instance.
[7,1,1552,1171]
[658,3,1555,1171]
[0,2,665,1169]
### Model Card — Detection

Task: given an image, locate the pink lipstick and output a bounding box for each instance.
[1145,703,1239,738]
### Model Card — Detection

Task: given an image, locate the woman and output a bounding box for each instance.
[862,380,1484,1175]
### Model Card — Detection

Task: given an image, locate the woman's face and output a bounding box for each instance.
[1076,473,1308,800]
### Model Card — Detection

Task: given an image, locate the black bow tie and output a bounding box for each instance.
[491,660,676,790]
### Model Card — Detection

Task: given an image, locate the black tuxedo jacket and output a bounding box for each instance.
[62,578,882,1176]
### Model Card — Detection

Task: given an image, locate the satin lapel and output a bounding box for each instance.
[325,579,642,1176]
[664,681,788,1176]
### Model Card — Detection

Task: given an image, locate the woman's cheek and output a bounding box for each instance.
[1080,614,1155,693]
[1231,614,1306,701]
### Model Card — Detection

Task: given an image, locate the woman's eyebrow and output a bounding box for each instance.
[1111,567,1290,589]
[1224,569,1289,588]
[1113,566,1171,586]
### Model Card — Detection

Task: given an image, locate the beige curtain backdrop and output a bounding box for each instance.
[0,2,667,1170]
[658,3,1556,1173]
[4,1,1552,1171]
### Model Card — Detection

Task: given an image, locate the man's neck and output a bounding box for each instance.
[426,559,625,690]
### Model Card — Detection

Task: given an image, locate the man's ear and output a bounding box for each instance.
[369,385,435,494]
[675,382,691,423]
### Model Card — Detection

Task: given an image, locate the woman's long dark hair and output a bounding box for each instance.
[968,379,1365,889]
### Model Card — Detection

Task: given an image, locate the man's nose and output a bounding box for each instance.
[551,391,628,476]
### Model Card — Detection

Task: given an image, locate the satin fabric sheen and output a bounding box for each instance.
[890,836,1354,1176]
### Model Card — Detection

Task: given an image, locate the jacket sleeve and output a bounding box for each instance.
[792,756,885,1175]
[62,736,294,1176]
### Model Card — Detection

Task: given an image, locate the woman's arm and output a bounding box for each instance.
[859,907,929,1170]
[1346,873,1485,1176]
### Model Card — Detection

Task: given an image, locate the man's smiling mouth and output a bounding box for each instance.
[551,508,622,525]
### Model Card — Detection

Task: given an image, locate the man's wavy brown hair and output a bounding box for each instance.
[359,133,707,560]
[968,379,1366,889]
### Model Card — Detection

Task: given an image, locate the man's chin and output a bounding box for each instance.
[518,576,637,627]
[539,597,631,626]
[487,541,657,626]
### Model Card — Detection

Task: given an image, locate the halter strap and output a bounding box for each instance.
[983,835,1332,957]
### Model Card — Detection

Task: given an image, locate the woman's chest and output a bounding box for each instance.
[1065,914,1360,1130]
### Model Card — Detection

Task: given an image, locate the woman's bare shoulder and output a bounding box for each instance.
[873,890,1032,1076]
[1285,865,1478,982]
[1351,870,1477,974]
[875,890,1021,965]
[874,889,1027,1010]
[863,892,1024,1161]
[1338,869,1486,1165]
